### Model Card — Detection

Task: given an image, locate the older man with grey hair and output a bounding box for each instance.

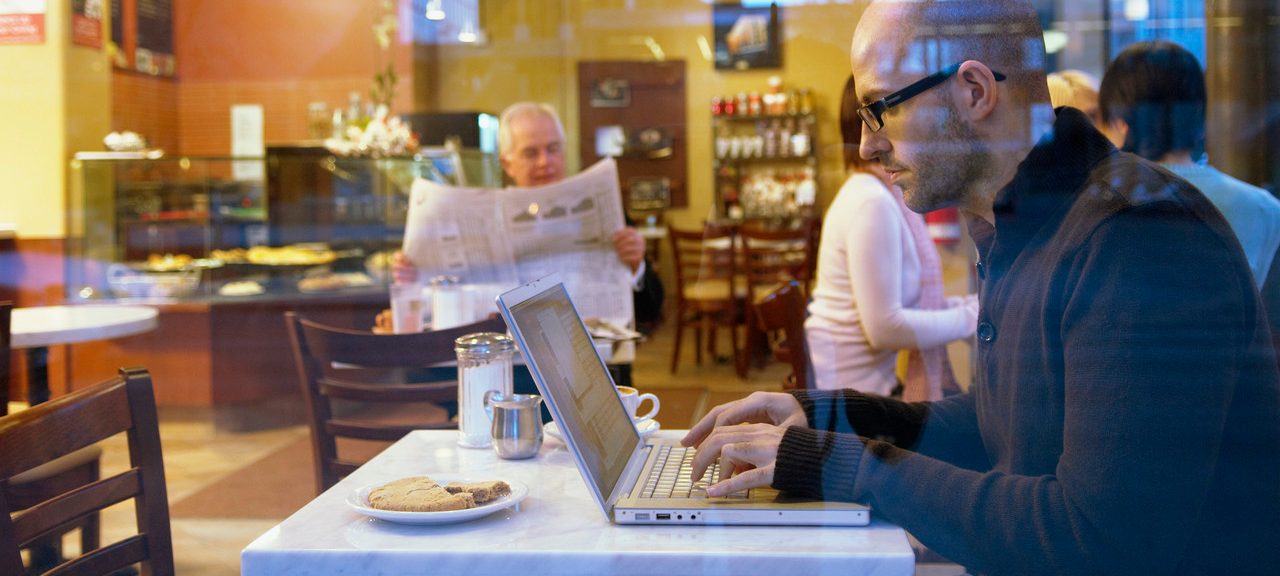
[683,1,1280,574]
[392,102,662,328]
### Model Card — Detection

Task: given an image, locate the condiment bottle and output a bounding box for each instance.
[455,332,515,448]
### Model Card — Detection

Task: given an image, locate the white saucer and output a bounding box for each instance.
[347,475,528,525]
[544,419,659,442]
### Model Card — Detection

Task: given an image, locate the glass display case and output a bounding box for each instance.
[66,147,447,303]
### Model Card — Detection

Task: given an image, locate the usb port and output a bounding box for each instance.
[656,513,671,520]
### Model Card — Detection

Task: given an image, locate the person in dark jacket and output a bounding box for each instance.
[682,1,1280,574]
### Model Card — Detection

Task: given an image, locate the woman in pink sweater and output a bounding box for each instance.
[804,75,977,399]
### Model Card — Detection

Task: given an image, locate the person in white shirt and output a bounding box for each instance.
[804,75,978,399]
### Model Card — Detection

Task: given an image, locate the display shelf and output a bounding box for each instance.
[711,112,819,219]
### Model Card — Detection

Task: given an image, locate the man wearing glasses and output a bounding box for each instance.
[683,1,1280,574]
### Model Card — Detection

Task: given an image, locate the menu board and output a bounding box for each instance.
[0,0,46,45]
[71,0,103,49]
[134,0,173,75]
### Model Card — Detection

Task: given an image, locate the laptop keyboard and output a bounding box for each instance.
[640,445,749,499]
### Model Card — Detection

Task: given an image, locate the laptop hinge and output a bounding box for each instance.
[607,442,653,511]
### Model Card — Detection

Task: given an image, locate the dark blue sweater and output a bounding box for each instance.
[773,109,1280,575]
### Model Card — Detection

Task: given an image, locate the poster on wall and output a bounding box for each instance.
[135,0,174,76]
[713,2,782,71]
[72,0,103,49]
[0,0,46,45]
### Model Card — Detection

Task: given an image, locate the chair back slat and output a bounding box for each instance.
[11,470,140,546]
[286,312,503,493]
[0,385,132,479]
[50,534,149,576]
[0,367,173,576]
[325,422,428,440]
[304,316,505,369]
[318,377,456,403]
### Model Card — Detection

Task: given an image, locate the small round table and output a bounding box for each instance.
[9,304,159,406]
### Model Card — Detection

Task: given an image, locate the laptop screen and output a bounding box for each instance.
[505,281,639,502]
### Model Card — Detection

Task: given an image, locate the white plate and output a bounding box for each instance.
[544,419,659,443]
[347,475,528,525]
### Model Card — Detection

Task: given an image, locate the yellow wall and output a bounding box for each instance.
[0,3,111,239]
[429,0,865,228]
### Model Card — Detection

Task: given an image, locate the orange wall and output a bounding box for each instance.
[113,72,181,153]
[112,0,415,155]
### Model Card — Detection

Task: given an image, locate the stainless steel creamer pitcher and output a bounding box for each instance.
[483,392,544,460]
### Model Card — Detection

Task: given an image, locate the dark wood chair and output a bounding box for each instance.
[286,312,507,493]
[0,367,173,576]
[667,223,744,376]
[1,301,7,416]
[738,221,815,375]
[753,280,811,390]
[2,301,106,572]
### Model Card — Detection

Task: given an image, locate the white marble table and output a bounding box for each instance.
[242,430,915,576]
[9,304,159,405]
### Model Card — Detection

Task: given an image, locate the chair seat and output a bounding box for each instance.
[684,279,747,302]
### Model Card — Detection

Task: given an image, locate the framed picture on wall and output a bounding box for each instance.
[713,2,782,71]
[590,78,631,107]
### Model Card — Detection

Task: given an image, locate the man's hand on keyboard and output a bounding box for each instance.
[687,423,787,497]
[680,391,806,450]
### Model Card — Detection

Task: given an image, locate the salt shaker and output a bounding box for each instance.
[455,332,515,448]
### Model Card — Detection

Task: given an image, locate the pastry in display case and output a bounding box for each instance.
[66,149,437,303]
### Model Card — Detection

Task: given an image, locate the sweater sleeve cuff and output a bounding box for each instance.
[790,389,838,431]
[773,426,864,501]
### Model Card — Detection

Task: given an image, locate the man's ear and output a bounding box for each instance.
[950,60,1000,122]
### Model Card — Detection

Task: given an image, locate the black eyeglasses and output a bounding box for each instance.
[857,63,1007,132]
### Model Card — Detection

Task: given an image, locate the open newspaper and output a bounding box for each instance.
[402,158,634,326]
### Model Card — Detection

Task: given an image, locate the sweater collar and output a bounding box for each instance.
[989,107,1118,254]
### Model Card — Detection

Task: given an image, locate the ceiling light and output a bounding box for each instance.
[426,0,445,21]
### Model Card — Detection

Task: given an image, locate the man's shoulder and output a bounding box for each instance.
[1083,152,1202,210]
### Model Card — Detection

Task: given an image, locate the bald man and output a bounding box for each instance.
[682,1,1280,573]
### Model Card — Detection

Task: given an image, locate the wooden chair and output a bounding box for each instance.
[738,220,815,374]
[0,367,174,576]
[1,301,106,572]
[753,280,811,390]
[667,223,744,376]
[286,312,506,493]
[1,301,8,416]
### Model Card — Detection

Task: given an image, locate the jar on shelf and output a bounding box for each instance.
[455,332,515,448]
[798,88,814,114]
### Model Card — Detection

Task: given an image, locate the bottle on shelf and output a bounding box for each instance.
[778,118,793,157]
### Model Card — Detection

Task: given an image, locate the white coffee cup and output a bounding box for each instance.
[616,386,660,423]
[389,283,425,334]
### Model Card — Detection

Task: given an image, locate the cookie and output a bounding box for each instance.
[444,480,512,504]
[368,476,475,512]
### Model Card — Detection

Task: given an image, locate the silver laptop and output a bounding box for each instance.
[497,273,870,526]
